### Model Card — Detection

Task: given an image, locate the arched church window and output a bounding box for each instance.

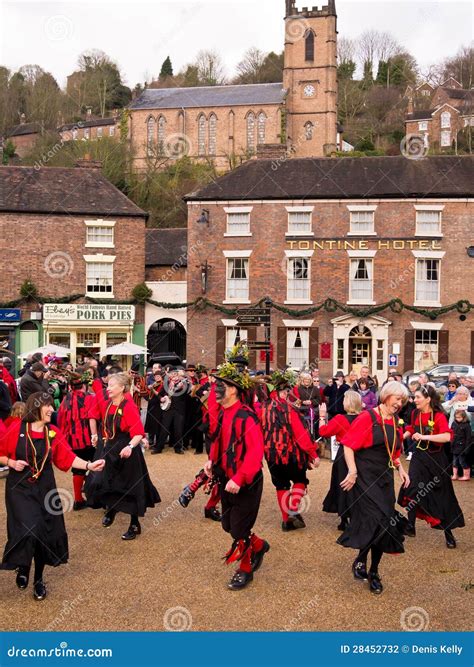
[198,114,207,155]
[209,113,217,155]
[304,121,314,140]
[247,112,256,153]
[158,116,166,154]
[257,112,266,144]
[146,117,155,154]
[305,30,315,62]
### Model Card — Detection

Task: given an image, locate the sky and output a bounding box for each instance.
[0,0,472,88]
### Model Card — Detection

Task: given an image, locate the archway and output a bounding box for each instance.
[147,319,187,360]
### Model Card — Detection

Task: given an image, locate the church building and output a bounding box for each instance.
[128,1,338,170]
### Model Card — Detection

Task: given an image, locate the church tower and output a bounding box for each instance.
[283,1,338,157]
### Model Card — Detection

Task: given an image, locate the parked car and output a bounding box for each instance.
[146,353,183,370]
[403,364,474,386]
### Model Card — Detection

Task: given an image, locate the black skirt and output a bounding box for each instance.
[99,433,161,516]
[1,465,69,570]
[84,438,107,509]
[322,444,351,519]
[337,442,407,554]
[145,395,164,436]
[398,446,465,530]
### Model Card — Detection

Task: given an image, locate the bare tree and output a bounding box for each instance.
[195,50,227,86]
[235,47,266,83]
[337,37,356,65]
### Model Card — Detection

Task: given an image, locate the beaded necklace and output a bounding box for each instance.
[378,409,397,469]
[416,409,435,451]
[103,399,122,442]
[26,424,51,482]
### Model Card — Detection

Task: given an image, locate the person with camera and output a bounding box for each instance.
[203,361,269,591]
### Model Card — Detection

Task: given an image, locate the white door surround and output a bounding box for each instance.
[331,314,392,380]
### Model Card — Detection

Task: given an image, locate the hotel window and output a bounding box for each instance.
[85,261,113,296]
[440,111,451,128]
[415,209,442,235]
[257,112,266,144]
[247,112,256,153]
[146,117,155,154]
[415,259,440,303]
[287,329,309,369]
[225,209,251,235]
[109,126,115,137]
[225,327,248,352]
[198,114,207,155]
[287,258,310,301]
[350,259,373,302]
[414,330,439,370]
[209,113,217,155]
[287,208,313,234]
[84,127,90,139]
[158,116,166,154]
[418,121,428,131]
[349,210,375,234]
[85,220,115,248]
[440,130,451,147]
[226,258,249,301]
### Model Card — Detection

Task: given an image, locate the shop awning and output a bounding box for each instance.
[102,342,148,356]
[19,343,71,359]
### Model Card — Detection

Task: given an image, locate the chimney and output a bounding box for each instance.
[75,154,102,170]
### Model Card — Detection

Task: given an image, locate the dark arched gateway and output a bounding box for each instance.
[147,319,187,361]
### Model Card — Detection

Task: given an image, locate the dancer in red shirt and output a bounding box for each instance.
[204,361,269,591]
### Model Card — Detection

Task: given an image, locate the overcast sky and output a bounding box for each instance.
[0,0,472,87]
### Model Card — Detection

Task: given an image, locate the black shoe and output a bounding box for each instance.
[122,523,141,541]
[33,580,47,601]
[174,448,185,455]
[150,447,163,455]
[204,507,221,521]
[73,500,87,511]
[102,510,116,528]
[251,541,270,572]
[289,513,306,529]
[227,569,253,591]
[194,450,204,455]
[16,567,30,590]
[405,523,416,537]
[282,519,297,532]
[445,530,456,549]
[352,560,368,581]
[368,571,383,595]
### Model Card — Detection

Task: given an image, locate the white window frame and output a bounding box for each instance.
[97,127,103,138]
[414,257,441,306]
[414,329,439,371]
[85,219,116,249]
[440,130,451,147]
[224,207,253,237]
[284,249,313,304]
[413,251,445,306]
[347,250,376,305]
[286,328,310,370]
[83,254,115,299]
[285,206,314,236]
[347,205,377,236]
[440,111,451,128]
[418,121,428,131]
[414,205,443,237]
[225,327,248,353]
[223,250,252,304]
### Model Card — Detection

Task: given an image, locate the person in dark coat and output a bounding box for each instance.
[19,363,50,402]
[323,371,350,418]
[0,380,12,421]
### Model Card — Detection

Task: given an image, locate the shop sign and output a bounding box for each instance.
[43,304,135,322]
[0,309,21,323]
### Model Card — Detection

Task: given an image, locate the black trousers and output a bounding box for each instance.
[268,461,308,491]
[155,409,185,452]
[219,472,263,541]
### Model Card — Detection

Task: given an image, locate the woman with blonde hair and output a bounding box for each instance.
[338,381,410,595]
[320,390,363,531]
[97,373,160,540]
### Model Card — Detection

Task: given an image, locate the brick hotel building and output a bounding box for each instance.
[185,155,474,380]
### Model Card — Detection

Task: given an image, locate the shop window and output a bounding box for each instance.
[48,333,71,348]
[414,330,438,370]
[77,332,100,345]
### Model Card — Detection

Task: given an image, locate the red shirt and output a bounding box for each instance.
[0,367,18,403]
[405,410,452,439]
[0,421,76,472]
[341,410,403,463]
[102,399,145,439]
[319,413,355,440]
[210,400,263,487]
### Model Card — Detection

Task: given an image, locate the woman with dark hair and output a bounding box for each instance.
[338,381,410,595]
[398,384,464,549]
[0,392,104,601]
[97,372,160,540]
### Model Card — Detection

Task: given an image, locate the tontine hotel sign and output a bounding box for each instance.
[285,239,443,251]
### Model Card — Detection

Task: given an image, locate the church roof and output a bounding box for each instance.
[129,83,286,111]
[186,156,474,201]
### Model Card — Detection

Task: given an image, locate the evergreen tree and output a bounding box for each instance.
[160,56,173,79]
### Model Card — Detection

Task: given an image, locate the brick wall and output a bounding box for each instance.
[186,198,474,378]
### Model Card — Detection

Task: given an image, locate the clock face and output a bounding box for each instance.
[303,84,315,98]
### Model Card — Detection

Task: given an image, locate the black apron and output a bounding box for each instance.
[322,414,358,519]
[1,423,69,570]
[338,410,407,554]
